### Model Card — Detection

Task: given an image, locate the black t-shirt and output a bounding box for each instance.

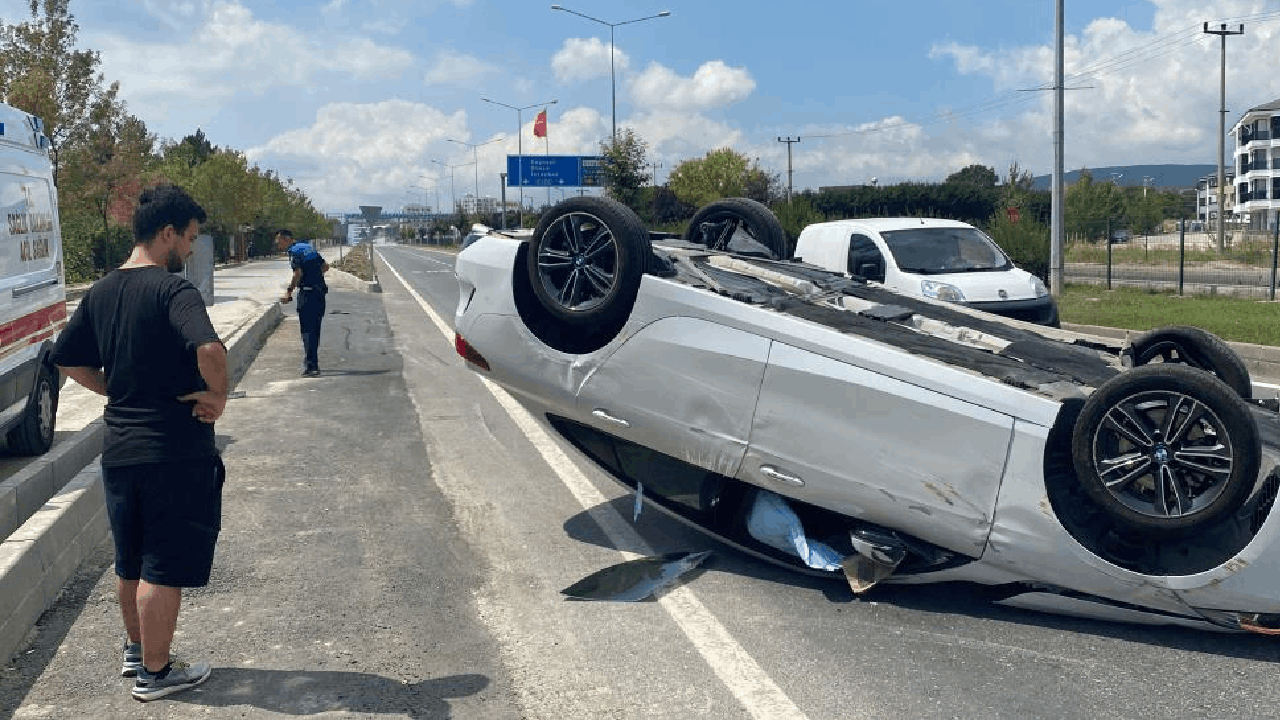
[51,267,222,467]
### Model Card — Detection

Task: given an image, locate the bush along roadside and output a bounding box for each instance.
[332,243,375,281]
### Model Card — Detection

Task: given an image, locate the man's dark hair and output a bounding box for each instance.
[277,229,293,239]
[133,185,208,243]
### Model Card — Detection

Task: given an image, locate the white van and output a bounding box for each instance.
[0,103,66,454]
[793,217,1059,326]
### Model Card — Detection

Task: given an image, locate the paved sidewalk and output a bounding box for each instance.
[0,257,375,667]
[58,259,300,432]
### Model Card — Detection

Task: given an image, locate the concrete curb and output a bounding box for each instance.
[1062,322,1280,388]
[0,301,283,664]
[0,420,104,541]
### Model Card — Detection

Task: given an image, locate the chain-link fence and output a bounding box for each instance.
[1064,226,1280,300]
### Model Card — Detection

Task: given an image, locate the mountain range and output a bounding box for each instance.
[1031,164,1221,190]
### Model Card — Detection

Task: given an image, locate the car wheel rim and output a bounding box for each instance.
[536,211,619,313]
[38,381,53,441]
[1091,389,1234,520]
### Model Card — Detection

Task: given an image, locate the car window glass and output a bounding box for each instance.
[846,234,884,281]
[880,227,1010,274]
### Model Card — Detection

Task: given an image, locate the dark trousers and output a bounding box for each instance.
[297,288,325,371]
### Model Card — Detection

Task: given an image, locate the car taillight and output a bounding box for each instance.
[454,333,490,371]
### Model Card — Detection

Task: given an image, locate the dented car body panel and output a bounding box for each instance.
[454,213,1280,633]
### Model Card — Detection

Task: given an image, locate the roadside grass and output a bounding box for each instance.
[1065,238,1278,267]
[1059,283,1280,346]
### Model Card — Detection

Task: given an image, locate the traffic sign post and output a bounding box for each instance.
[506,155,604,188]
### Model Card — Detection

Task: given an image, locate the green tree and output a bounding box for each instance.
[161,128,217,170]
[945,164,999,188]
[0,0,114,184]
[599,128,649,211]
[668,148,777,208]
[1123,188,1166,236]
[1065,169,1124,241]
[772,195,825,253]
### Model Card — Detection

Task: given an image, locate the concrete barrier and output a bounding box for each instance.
[0,301,282,664]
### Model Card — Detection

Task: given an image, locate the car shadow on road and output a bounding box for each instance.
[563,496,1280,661]
[164,668,489,719]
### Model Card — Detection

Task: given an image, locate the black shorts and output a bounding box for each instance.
[102,456,225,588]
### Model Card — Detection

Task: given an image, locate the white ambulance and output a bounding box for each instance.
[0,103,65,454]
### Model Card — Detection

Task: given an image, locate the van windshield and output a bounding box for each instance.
[880,227,1011,274]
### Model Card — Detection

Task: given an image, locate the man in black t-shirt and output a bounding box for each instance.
[52,185,227,701]
[277,229,329,377]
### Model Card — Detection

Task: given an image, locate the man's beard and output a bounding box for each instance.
[166,248,185,273]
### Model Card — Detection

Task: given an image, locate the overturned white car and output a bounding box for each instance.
[453,195,1280,633]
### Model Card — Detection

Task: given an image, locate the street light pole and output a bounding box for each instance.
[419,175,440,217]
[432,159,472,228]
[550,5,671,139]
[448,136,504,205]
[482,97,558,228]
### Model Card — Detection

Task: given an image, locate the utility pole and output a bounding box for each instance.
[777,136,800,203]
[650,161,663,186]
[1050,0,1064,296]
[1204,21,1243,253]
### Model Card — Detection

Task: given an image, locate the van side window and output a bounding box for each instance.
[847,234,885,282]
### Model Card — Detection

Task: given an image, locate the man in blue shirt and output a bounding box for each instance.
[277,229,329,377]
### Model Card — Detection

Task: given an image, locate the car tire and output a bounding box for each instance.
[1070,364,1260,537]
[684,198,788,260]
[1129,325,1251,399]
[527,196,651,330]
[8,363,57,455]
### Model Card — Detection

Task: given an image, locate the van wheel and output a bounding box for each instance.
[1070,364,1259,537]
[684,198,788,260]
[527,196,651,330]
[1129,325,1251,399]
[9,364,58,455]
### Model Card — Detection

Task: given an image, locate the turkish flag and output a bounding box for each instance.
[533,109,548,138]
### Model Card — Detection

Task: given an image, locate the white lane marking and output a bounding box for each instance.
[378,253,815,720]
[388,245,455,269]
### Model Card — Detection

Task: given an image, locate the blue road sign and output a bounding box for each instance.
[506,155,604,187]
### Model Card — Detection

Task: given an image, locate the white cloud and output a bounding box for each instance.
[422,51,496,86]
[552,37,628,84]
[362,19,401,35]
[630,61,755,112]
[247,99,473,209]
[920,0,1280,175]
[90,1,415,111]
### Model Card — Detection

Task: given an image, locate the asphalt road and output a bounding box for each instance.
[5,245,1280,719]
[372,246,1280,720]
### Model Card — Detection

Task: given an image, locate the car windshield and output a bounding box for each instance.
[880,226,1011,274]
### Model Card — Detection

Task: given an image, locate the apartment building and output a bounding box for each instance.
[1230,96,1280,230]
[1195,171,1235,227]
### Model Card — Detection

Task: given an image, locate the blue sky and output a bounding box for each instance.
[3,0,1278,215]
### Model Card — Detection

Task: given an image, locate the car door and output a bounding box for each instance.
[576,316,770,478]
[739,341,1015,557]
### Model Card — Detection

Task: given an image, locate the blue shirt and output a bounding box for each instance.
[287,242,327,290]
